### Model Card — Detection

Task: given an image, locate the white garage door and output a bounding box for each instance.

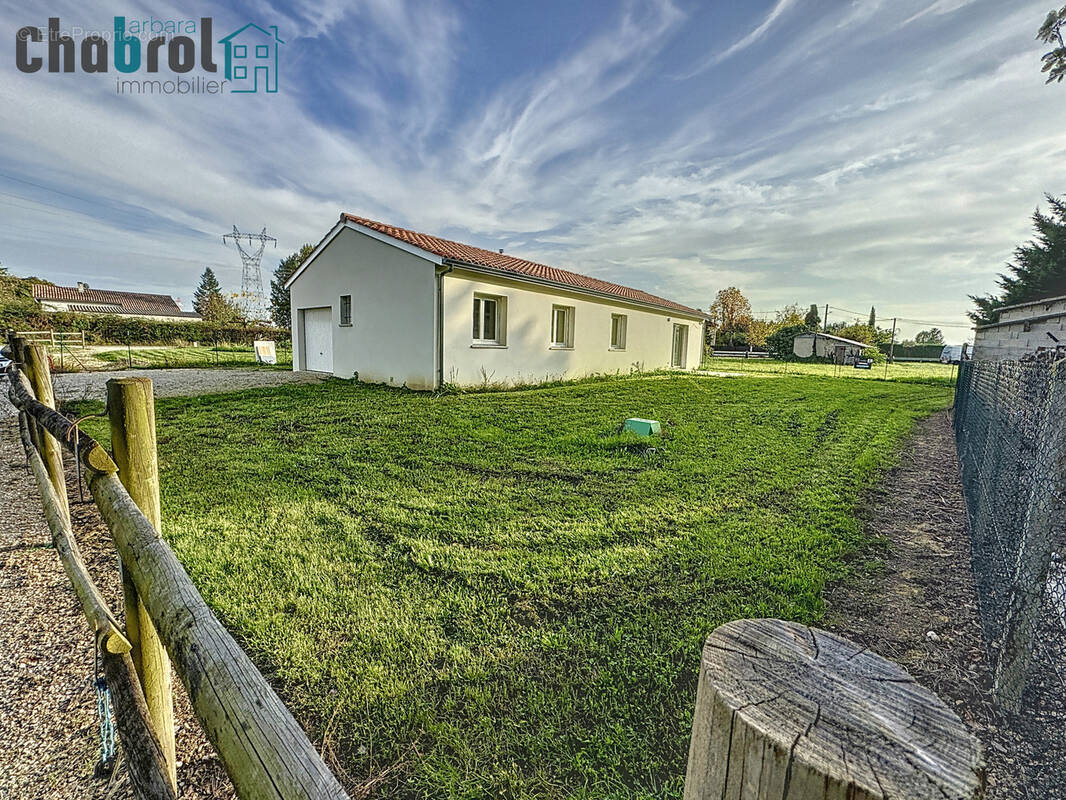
[301,307,333,373]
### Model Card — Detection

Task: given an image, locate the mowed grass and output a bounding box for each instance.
[77,374,952,798]
[700,355,958,385]
[92,344,292,370]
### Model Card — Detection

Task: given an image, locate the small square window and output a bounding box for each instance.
[256,45,270,58]
[551,305,574,348]
[610,314,627,350]
[233,65,247,79]
[473,294,504,344]
[340,295,352,326]
[233,44,247,58]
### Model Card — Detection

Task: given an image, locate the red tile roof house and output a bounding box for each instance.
[284,213,708,388]
[32,282,201,322]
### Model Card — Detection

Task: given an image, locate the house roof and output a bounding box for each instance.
[32,284,200,318]
[796,331,869,348]
[219,23,285,43]
[307,214,707,318]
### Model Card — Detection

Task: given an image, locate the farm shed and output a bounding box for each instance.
[285,213,709,388]
[793,332,868,363]
[972,294,1066,360]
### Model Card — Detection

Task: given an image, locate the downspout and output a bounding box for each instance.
[436,262,454,389]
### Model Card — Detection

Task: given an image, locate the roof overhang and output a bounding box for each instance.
[284,216,444,290]
[443,260,709,320]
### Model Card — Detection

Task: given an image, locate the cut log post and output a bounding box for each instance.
[107,378,177,792]
[23,343,70,520]
[684,619,984,800]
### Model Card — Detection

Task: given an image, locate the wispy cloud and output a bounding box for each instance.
[0,0,1061,340]
[678,0,798,78]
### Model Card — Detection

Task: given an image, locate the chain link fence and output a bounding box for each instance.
[954,351,1066,796]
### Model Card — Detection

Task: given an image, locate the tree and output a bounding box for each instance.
[193,268,222,316]
[747,318,777,348]
[775,304,805,326]
[1038,7,1066,83]
[200,292,243,324]
[804,304,821,329]
[915,328,945,345]
[270,244,315,329]
[708,287,752,332]
[765,324,809,360]
[868,306,876,329]
[969,195,1066,324]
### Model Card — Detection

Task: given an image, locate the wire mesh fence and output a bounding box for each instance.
[954,351,1066,796]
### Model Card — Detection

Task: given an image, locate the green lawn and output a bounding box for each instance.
[700,355,958,386]
[77,374,952,798]
[91,344,292,370]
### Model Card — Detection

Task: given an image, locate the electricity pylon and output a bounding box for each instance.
[222,226,276,321]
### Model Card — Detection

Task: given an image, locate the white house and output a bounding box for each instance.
[793,332,868,362]
[285,214,708,388]
[972,294,1066,361]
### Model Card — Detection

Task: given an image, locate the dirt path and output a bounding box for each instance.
[825,410,1024,799]
[0,418,234,799]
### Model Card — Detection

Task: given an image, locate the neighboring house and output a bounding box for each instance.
[219,24,284,93]
[32,282,201,322]
[285,214,709,388]
[972,295,1066,361]
[793,332,868,363]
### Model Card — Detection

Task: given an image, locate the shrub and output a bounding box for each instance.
[1,306,289,346]
[765,324,810,360]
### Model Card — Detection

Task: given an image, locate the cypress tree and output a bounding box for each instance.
[192,267,222,316]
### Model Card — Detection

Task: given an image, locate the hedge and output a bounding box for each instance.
[877,343,944,359]
[1,308,290,346]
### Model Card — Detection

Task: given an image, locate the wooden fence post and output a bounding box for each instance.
[107,377,177,791]
[684,619,983,800]
[23,342,69,521]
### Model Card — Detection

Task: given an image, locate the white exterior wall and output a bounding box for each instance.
[793,334,865,359]
[441,268,704,386]
[793,335,816,358]
[288,227,437,388]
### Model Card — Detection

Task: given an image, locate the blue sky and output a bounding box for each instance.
[1,0,1063,341]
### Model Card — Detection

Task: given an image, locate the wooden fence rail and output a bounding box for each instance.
[4,338,349,800]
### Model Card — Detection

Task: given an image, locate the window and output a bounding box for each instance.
[473,294,504,344]
[551,305,574,348]
[256,45,270,58]
[340,295,352,326]
[234,45,247,58]
[610,314,627,350]
[233,65,247,79]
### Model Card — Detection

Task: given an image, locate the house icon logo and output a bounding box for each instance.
[218,24,284,93]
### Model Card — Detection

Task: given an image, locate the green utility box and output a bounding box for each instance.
[623,418,661,437]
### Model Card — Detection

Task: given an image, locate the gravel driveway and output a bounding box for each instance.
[2,368,323,417]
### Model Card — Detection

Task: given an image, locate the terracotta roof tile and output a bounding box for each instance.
[342,214,707,318]
[32,284,197,317]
